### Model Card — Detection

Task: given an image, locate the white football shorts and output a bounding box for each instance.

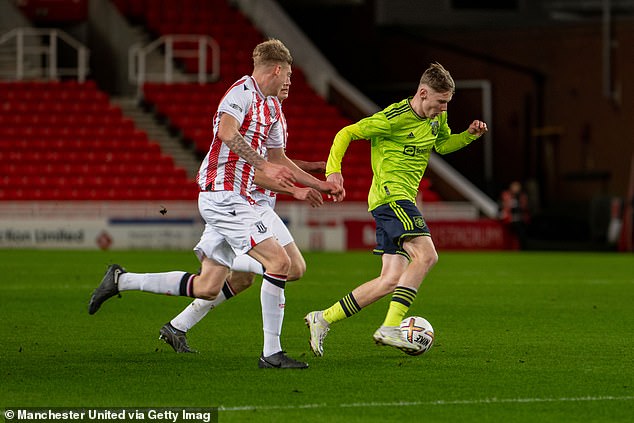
[255,203,293,247]
[194,191,274,267]
[250,189,293,247]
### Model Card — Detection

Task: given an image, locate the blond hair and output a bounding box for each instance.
[419,62,455,94]
[252,39,293,68]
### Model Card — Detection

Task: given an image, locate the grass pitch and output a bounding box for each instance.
[1,249,633,422]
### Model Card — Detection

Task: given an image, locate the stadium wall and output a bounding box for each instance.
[0,201,513,251]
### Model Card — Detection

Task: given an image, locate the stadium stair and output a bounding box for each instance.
[110,96,200,178]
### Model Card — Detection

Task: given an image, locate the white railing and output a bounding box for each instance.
[129,35,220,89]
[0,27,89,81]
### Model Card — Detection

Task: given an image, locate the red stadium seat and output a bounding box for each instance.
[0,80,200,201]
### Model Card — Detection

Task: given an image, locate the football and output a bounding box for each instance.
[400,316,435,356]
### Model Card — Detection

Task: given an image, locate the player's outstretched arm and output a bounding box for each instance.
[253,171,324,208]
[292,159,326,174]
[435,119,489,155]
[325,122,371,203]
[218,114,295,187]
[267,148,342,198]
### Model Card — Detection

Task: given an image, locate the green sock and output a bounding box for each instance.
[323,292,361,324]
[383,286,418,327]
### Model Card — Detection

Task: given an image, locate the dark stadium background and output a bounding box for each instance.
[1,0,633,251]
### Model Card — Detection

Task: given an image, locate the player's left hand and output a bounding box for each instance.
[467,120,488,137]
[293,187,324,208]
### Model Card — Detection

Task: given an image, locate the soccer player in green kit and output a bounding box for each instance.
[305,62,488,355]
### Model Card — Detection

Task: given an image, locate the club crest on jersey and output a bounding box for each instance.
[413,216,425,228]
[255,221,268,234]
[267,103,279,119]
[431,120,439,136]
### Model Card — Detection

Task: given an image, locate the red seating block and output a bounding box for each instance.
[0,80,198,201]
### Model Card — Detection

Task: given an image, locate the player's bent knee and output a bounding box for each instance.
[425,251,439,268]
[268,254,292,275]
[288,260,306,281]
[284,244,306,281]
[410,247,439,271]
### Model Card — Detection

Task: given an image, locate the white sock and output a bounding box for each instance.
[118,271,194,296]
[261,273,286,357]
[231,254,264,274]
[170,280,236,332]
[171,297,219,332]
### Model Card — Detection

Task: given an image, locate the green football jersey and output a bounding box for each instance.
[326,97,479,211]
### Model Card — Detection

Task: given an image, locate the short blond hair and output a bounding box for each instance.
[419,62,455,94]
[252,39,293,68]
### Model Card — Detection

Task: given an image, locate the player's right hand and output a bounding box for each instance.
[326,173,346,203]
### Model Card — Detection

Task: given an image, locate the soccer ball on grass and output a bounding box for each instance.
[400,316,434,356]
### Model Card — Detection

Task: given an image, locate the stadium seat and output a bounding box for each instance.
[0,80,197,202]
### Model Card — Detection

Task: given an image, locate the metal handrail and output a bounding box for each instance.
[129,34,220,89]
[0,27,90,81]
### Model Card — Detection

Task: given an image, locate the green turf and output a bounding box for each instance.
[1,249,633,422]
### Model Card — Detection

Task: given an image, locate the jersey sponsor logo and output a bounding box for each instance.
[403,145,431,156]
[255,221,268,234]
[431,120,439,135]
[407,132,415,138]
[384,185,391,195]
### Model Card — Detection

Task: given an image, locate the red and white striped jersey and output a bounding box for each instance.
[197,76,285,198]
[253,99,288,207]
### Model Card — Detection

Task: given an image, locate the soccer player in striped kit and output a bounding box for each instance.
[305,62,488,355]
[157,82,327,356]
[89,39,340,369]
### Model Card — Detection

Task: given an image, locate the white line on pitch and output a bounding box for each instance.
[218,395,634,412]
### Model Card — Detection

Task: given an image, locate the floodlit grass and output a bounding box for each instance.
[1,249,633,422]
